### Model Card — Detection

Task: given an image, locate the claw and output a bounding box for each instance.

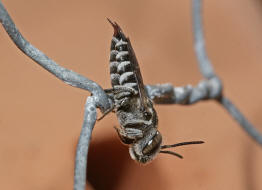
[97,102,115,121]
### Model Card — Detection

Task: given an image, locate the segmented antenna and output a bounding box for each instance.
[161,141,204,149]
[160,140,204,159]
[160,150,183,159]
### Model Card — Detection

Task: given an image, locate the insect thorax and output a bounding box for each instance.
[116,96,157,127]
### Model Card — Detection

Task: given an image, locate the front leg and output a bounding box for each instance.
[115,97,130,110]
[114,126,143,144]
[97,95,115,121]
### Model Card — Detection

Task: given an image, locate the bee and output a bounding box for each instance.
[102,19,204,164]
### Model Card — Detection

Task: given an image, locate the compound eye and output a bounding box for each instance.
[142,132,162,155]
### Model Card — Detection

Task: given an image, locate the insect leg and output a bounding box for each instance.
[120,127,143,139]
[115,92,131,99]
[97,105,115,121]
[114,127,135,144]
[112,85,138,95]
[104,88,114,94]
[114,97,130,110]
[97,95,115,121]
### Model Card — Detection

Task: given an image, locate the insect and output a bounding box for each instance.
[102,19,204,164]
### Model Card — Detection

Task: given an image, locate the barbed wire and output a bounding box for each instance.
[0,0,261,190]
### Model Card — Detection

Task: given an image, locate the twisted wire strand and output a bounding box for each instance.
[192,0,262,145]
[146,77,222,104]
[0,1,111,112]
[74,97,97,190]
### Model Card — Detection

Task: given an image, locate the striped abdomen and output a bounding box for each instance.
[110,36,138,91]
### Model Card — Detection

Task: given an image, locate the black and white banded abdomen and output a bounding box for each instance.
[109,36,138,91]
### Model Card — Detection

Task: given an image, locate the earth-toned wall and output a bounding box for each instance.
[0,0,262,189]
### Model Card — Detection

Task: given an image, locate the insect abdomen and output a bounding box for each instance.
[110,37,138,90]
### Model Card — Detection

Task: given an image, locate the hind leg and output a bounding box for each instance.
[105,85,138,96]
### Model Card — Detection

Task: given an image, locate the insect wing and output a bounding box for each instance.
[126,38,148,110]
[107,18,148,110]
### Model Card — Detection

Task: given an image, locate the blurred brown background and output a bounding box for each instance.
[1,0,262,189]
